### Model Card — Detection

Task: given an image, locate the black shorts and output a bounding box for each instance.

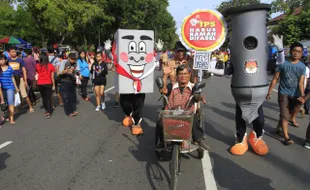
[93,79,106,86]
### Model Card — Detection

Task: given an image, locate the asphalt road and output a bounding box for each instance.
[0,71,309,190]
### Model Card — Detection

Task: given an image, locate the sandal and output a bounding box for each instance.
[68,113,76,117]
[289,120,299,127]
[283,139,294,146]
[29,109,35,113]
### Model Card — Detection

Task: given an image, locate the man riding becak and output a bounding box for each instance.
[156,64,210,150]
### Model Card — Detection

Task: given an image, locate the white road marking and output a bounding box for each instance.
[202,151,217,190]
[0,141,13,149]
[105,86,115,93]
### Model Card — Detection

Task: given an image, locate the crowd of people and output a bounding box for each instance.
[0,45,112,124]
[1,38,310,152]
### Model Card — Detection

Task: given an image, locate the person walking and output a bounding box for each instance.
[36,52,55,119]
[91,52,108,111]
[77,50,90,101]
[0,54,19,124]
[8,47,34,113]
[59,53,78,117]
[23,49,38,105]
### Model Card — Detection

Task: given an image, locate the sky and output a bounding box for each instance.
[167,0,278,29]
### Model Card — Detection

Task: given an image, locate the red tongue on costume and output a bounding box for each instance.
[112,42,142,92]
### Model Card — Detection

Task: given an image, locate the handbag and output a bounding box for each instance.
[0,103,8,112]
[14,93,21,107]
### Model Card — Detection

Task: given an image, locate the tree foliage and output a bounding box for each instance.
[0,0,178,49]
[270,0,308,13]
[272,8,310,45]
[270,0,310,45]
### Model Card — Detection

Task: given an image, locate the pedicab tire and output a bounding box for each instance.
[170,144,179,190]
[197,148,204,159]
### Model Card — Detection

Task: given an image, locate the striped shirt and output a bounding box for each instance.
[165,82,195,112]
[0,66,15,90]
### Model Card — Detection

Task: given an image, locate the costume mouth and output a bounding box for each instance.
[129,64,145,78]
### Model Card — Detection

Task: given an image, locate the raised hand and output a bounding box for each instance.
[163,66,172,75]
[104,39,112,50]
[272,34,284,51]
[156,39,164,51]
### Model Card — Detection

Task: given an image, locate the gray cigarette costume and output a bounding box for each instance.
[208,4,285,143]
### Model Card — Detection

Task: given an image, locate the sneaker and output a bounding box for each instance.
[114,102,119,108]
[95,106,100,111]
[101,102,106,110]
[303,141,310,150]
[46,113,51,119]
[230,133,248,156]
[248,131,268,156]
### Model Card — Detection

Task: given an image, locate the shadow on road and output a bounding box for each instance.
[119,103,170,190]
[0,152,10,171]
[210,152,275,190]
[90,92,124,123]
[263,152,310,187]
[207,106,235,121]
[205,120,233,147]
[220,102,235,110]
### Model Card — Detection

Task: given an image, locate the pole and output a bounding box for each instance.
[198,69,203,82]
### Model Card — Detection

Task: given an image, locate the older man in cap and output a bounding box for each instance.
[163,41,198,85]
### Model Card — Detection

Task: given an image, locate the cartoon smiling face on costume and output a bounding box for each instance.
[244,60,259,75]
[117,30,155,79]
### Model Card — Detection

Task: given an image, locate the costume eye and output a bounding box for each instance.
[139,42,146,53]
[129,41,137,53]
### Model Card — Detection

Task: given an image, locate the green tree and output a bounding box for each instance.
[274,15,302,45]
[272,8,310,45]
[270,0,308,13]
[0,2,16,38]
[0,0,177,48]
[17,0,104,46]
[102,0,177,49]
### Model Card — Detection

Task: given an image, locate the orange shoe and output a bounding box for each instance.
[131,118,143,135]
[122,114,134,127]
[248,131,268,156]
[230,133,248,156]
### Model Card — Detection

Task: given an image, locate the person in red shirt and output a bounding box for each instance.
[36,52,55,119]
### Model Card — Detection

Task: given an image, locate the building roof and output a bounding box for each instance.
[269,6,303,25]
